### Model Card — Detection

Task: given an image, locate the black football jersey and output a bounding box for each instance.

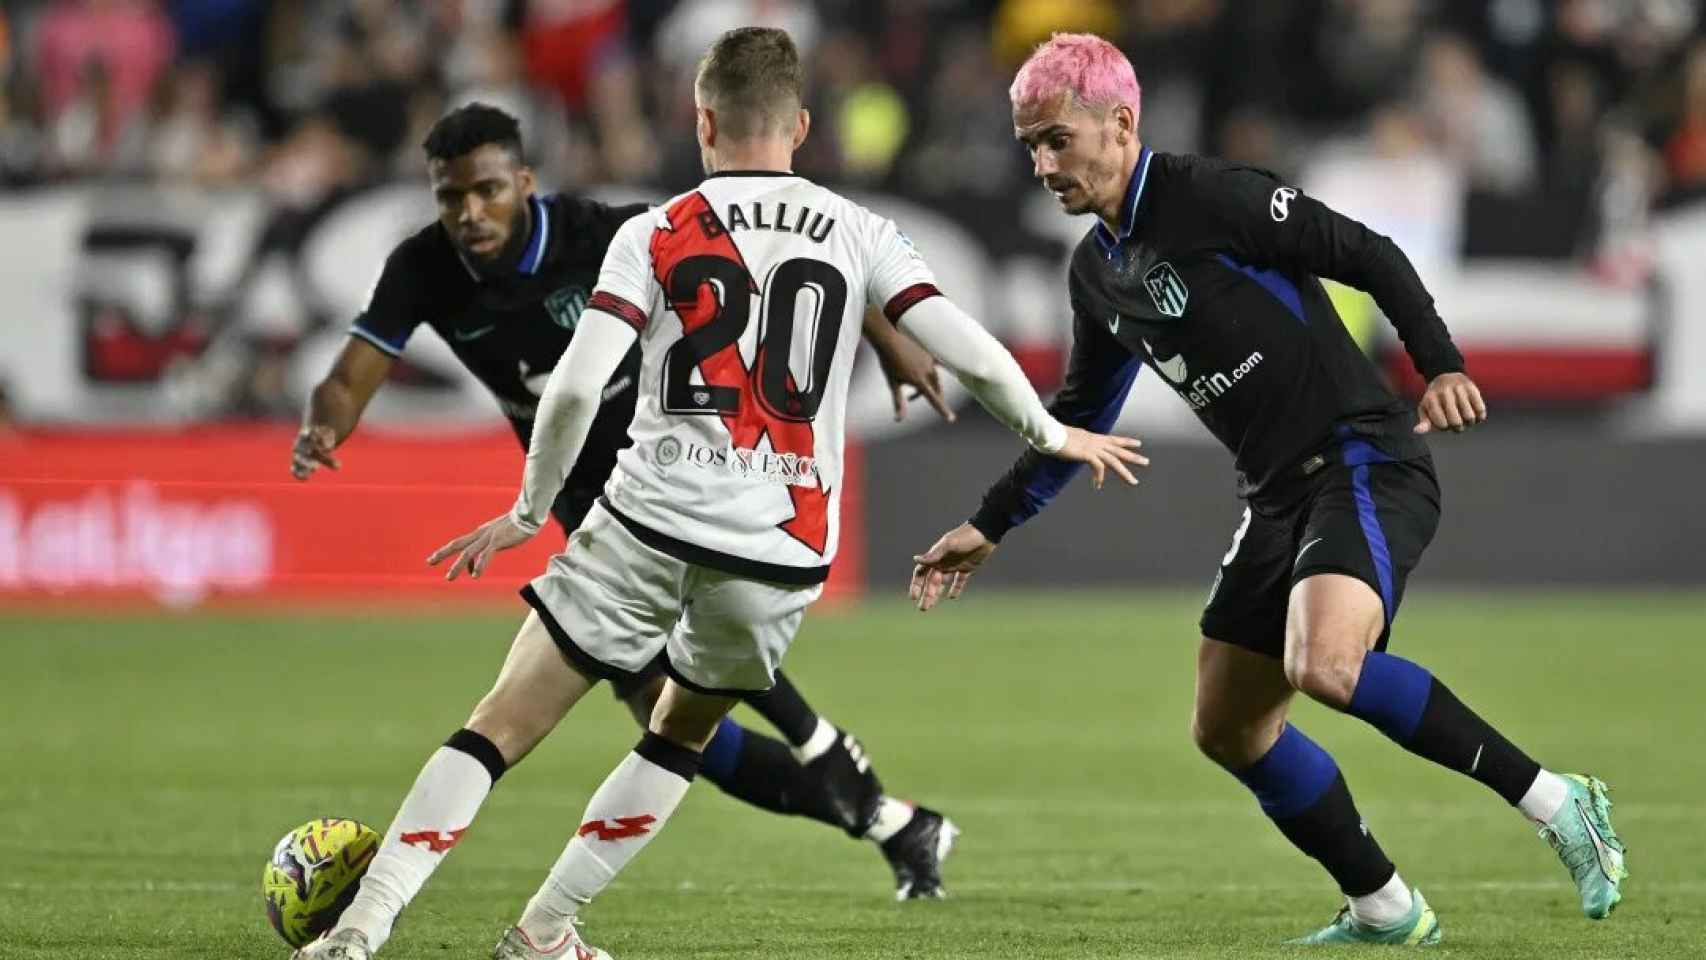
[351,192,649,529]
[973,148,1465,539]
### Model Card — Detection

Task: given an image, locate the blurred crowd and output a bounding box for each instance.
[2,0,1705,250]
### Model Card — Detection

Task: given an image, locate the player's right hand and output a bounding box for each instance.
[910,523,997,612]
[877,328,955,424]
[1052,426,1148,489]
[428,512,536,581]
[290,425,340,480]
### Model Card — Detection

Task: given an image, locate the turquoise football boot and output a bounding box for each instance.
[1538,774,1628,919]
[1286,888,1441,946]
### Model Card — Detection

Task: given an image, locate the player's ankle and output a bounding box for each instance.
[863,796,914,844]
[1517,769,1570,824]
[516,910,574,954]
[1347,872,1414,928]
[334,902,394,953]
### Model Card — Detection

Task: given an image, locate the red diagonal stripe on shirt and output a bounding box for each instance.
[649,192,830,554]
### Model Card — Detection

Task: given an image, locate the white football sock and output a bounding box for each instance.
[337,747,494,951]
[863,797,915,844]
[792,718,838,765]
[517,748,695,947]
[1517,769,1571,824]
[1348,871,1415,928]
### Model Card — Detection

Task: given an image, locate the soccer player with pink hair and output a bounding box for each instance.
[912,32,1628,946]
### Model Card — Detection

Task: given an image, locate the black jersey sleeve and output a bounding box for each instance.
[349,241,429,357]
[1196,165,1465,381]
[968,293,1143,543]
[559,198,650,263]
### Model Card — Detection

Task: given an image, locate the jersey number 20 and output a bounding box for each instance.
[661,255,847,422]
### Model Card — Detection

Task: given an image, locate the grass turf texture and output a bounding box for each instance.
[3,590,1702,959]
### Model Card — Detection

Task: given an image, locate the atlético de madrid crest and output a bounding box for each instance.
[1143,262,1188,318]
[544,286,588,330]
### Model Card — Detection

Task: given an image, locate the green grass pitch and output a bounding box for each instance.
[3,589,1702,959]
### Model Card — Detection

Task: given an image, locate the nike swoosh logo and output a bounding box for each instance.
[1575,797,1622,881]
[1108,313,1120,334]
[1295,537,1324,565]
[454,324,496,342]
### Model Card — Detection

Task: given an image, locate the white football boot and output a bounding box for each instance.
[492,922,612,960]
[292,928,372,960]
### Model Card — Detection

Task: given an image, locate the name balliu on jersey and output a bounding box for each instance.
[585,172,938,585]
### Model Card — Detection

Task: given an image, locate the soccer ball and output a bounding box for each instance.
[261,818,380,948]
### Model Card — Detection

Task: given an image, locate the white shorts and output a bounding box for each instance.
[521,503,822,694]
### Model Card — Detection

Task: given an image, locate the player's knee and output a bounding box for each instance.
[1190,709,1268,769]
[1282,637,1363,709]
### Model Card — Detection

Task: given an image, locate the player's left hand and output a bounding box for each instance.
[427,512,535,580]
[290,424,340,480]
[910,523,996,611]
[875,328,955,423]
[1414,372,1488,435]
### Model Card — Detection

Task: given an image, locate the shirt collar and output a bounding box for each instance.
[516,193,549,276]
[1093,146,1154,258]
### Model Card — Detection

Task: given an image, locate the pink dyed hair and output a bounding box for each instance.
[1009,33,1141,123]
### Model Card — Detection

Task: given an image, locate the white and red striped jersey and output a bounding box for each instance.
[585,172,940,584]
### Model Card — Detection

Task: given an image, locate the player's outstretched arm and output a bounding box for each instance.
[860,306,954,422]
[290,338,393,480]
[906,303,1148,611]
[1206,168,1469,389]
[428,309,638,580]
[896,295,1147,482]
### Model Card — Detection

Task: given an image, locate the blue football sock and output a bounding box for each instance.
[1348,652,1541,805]
[1234,723,1339,818]
[1232,724,1394,896]
[1346,651,1432,741]
[700,717,746,784]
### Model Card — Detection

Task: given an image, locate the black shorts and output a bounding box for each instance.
[1199,452,1440,658]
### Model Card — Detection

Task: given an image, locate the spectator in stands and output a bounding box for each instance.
[1418,32,1538,195]
[135,60,255,184]
[31,0,175,173]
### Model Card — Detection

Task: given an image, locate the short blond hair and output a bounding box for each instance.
[695,27,805,140]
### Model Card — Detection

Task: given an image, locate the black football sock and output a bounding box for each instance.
[1347,652,1542,805]
[741,670,819,747]
[1233,724,1395,896]
[697,717,857,832]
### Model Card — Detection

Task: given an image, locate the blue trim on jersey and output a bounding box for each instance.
[518,194,550,276]
[1006,355,1143,528]
[1215,253,1305,324]
[1093,147,1155,258]
[1348,461,1395,624]
[1234,724,1339,820]
[349,323,406,357]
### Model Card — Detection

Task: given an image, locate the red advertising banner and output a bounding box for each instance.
[0,427,864,608]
